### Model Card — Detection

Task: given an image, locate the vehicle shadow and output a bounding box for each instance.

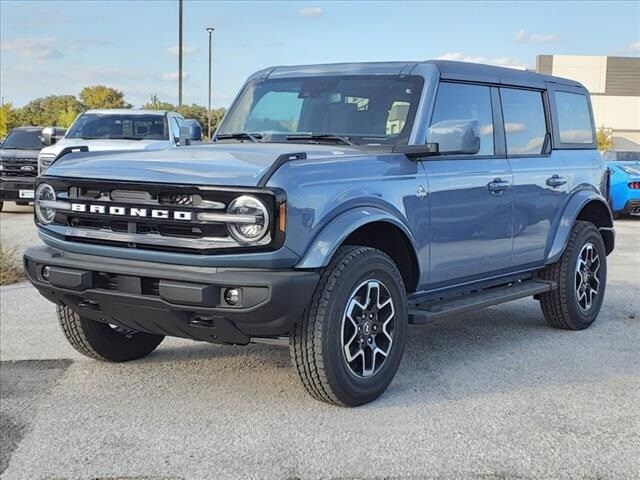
[136,295,637,409]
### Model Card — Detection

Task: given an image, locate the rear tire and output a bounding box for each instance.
[290,246,408,407]
[539,221,607,330]
[57,306,164,362]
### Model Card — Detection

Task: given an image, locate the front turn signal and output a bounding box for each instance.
[278,203,287,232]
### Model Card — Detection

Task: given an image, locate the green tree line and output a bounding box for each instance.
[0,85,225,139]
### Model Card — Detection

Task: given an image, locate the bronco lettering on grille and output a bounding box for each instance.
[70,203,193,221]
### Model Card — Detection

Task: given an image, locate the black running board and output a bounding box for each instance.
[408,280,556,324]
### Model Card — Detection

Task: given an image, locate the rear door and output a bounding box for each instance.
[500,87,568,267]
[423,82,513,286]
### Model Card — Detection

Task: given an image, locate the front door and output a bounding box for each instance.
[423,82,513,286]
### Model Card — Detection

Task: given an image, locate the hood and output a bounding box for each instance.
[0,148,40,160]
[45,143,362,186]
[39,138,172,157]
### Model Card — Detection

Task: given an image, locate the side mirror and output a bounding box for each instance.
[178,120,202,146]
[41,127,66,146]
[427,120,480,155]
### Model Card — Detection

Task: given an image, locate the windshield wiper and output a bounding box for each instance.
[216,132,263,143]
[285,134,354,146]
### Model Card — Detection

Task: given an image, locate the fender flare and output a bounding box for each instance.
[296,207,418,269]
[546,190,614,264]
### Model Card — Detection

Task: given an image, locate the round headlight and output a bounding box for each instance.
[35,183,56,224]
[226,195,270,243]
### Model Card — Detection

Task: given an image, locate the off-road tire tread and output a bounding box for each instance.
[539,221,600,330]
[58,305,108,361]
[290,246,403,406]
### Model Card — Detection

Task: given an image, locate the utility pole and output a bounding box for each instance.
[207,27,214,139]
[178,0,183,106]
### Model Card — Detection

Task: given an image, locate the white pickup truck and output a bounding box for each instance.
[38,109,201,173]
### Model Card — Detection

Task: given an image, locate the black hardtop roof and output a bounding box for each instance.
[425,60,583,88]
[263,59,585,90]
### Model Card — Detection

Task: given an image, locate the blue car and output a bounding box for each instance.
[24,61,615,406]
[604,150,640,216]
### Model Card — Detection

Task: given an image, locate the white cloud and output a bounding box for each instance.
[514,30,557,44]
[437,53,526,69]
[299,6,323,17]
[505,122,526,133]
[165,45,197,55]
[161,72,190,81]
[0,37,62,59]
[628,41,640,52]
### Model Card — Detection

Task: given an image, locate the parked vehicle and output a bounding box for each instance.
[603,150,640,216]
[24,61,614,406]
[37,109,200,174]
[0,126,55,211]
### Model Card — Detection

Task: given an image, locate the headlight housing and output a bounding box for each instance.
[35,183,57,224]
[226,195,270,243]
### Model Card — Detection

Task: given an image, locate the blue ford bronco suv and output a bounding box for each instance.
[24,61,614,406]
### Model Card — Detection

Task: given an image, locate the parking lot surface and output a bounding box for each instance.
[1,203,639,480]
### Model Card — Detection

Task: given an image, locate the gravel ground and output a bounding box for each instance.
[0,204,638,480]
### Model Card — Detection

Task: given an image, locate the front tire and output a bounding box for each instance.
[539,221,607,330]
[57,306,164,361]
[290,246,408,407]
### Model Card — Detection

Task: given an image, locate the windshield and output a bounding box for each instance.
[604,151,640,162]
[1,128,44,150]
[218,75,424,145]
[66,113,169,140]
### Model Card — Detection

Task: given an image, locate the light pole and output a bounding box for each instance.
[207,27,214,139]
[178,0,184,106]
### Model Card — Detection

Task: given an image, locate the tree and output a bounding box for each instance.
[57,106,79,127]
[596,126,613,152]
[0,102,21,137]
[79,85,128,109]
[18,95,83,127]
[142,94,175,111]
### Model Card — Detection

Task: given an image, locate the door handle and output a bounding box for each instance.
[546,174,567,188]
[487,178,511,195]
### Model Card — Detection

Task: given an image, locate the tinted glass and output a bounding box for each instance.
[218,75,424,145]
[428,83,494,155]
[1,129,44,150]
[555,91,594,144]
[500,88,547,155]
[67,113,169,140]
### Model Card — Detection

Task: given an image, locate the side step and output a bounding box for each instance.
[408,280,556,324]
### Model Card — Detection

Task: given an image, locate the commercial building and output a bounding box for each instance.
[536,55,640,150]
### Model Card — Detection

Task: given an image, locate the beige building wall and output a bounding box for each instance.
[536,54,640,150]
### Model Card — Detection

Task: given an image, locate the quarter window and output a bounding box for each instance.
[500,88,548,155]
[554,91,594,144]
[428,83,494,156]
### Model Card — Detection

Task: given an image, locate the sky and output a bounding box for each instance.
[1,0,639,109]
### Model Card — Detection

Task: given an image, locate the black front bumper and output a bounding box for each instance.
[24,246,319,345]
[0,178,36,201]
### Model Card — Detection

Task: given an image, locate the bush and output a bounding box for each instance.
[0,241,24,285]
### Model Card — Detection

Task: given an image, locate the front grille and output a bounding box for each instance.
[39,178,283,254]
[0,157,38,177]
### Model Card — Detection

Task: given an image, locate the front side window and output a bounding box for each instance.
[66,113,169,140]
[218,75,424,145]
[500,88,548,155]
[1,128,44,150]
[427,83,494,156]
[554,91,594,144]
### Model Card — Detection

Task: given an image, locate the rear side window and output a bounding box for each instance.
[428,83,494,156]
[500,88,547,155]
[554,91,594,144]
